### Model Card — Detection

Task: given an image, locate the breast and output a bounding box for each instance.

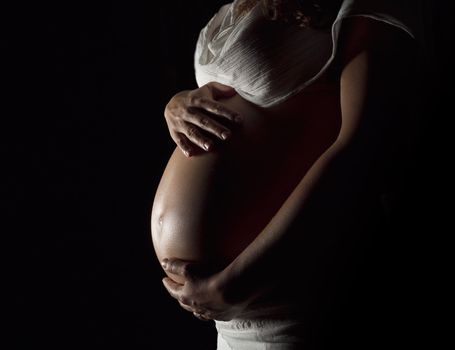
[151,86,341,283]
[195,2,332,107]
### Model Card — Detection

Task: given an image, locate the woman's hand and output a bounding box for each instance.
[161,258,251,321]
[164,82,242,157]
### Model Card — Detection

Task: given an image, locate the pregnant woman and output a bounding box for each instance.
[152,0,418,348]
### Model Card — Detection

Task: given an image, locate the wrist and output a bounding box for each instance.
[214,258,258,306]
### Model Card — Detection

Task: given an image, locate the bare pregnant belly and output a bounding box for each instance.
[152,85,341,283]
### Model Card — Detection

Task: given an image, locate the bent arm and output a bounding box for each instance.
[217,18,417,304]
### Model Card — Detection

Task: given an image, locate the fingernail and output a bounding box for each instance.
[161,259,168,270]
[184,150,191,157]
[204,142,211,151]
[221,131,230,140]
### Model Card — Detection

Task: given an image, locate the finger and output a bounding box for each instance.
[188,96,241,123]
[162,280,193,309]
[199,311,215,321]
[193,312,211,321]
[205,82,237,106]
[162,277,184,300]
[182,121,215,152]
[185,112,232,141]
[172,132,196,157]
[161,259,196,280]
[207,82,237,100]
[178,301,194,313]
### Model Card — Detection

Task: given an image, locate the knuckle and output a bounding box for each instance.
[187,126,199,138]
[166,263,176,274]
[199,117,210,127]
[185,106,195,116]
[165,110,178,123]
[209,103,219,113]
[215,105,224,115]
[188,95,201,106]
[181,264,189,277]
[164,111,174,123]
[185,93,193,103]
[176,135,186,145]
[170,112,180,122]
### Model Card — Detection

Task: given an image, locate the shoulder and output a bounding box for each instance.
[335,16,417,145]
[336,16,416,75]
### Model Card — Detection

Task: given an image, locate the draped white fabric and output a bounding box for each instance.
[194,0,416,108]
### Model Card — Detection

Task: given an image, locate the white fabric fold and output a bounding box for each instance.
[194,0,416,108]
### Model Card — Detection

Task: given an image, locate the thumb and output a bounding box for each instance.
[207,82,237,100]
[162,258,216,280]
[161,258,200,280]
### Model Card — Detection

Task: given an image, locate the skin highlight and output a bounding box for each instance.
[157,3,417,323]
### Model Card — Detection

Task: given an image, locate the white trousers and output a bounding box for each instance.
[215,318,306,350]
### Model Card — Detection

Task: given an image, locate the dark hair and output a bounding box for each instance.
[260,0,343,30]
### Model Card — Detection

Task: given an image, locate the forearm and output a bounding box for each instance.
[219,138,374,304]
[218,18,416,305]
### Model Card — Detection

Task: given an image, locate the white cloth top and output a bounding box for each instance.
[194,0,417,108]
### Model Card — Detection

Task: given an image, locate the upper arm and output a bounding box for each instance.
[338,48,369,145]
[335,17,417,152]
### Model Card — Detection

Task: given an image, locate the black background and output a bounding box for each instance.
[2,0,453,348]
